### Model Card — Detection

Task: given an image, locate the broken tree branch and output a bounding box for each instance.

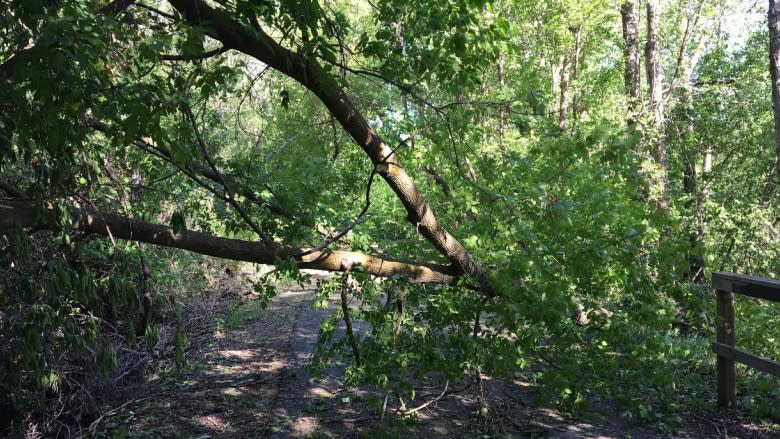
[167,0,497,296]
[0,199,458,284]
[340,272,361,366]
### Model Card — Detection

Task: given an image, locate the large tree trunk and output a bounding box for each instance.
[559,55,570,133]
[496,5,510,153]
[621,0,640,122]
[0,200,459,284]
[680,86,705,285]
[559,25,581,133]
[646,0,669,210]
[569,25,582,129]
[167,0,495,296]
[770,0,780,178]
[103,160,152,335]
[674,6,708,286]
[497,53,507,152]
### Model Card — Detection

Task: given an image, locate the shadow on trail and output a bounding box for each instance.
[108,272,770,439]
[125,279,633,438]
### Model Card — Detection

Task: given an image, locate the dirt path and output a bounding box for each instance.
[103,274,777,438]
[108,277,320,438]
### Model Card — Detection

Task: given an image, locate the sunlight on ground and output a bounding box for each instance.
[221,349,255,360]
[192,414,229,431]
[538,408,566,421]
[291,416,320,435]
[221,387,242,396]
[274,289,313,300]
[307,388,335,398]
[216,349,287,372]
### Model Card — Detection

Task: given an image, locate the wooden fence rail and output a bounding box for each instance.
[712,272,780,408]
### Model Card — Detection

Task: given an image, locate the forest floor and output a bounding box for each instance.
[95,267,778,438]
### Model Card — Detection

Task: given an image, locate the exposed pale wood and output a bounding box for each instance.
[712,272,780,302]
[712,342,780,378]
[713,272,780,409]
[0,200,458,284]
[715,288,736,408]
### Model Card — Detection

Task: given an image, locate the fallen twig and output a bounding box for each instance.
[88,394,149,435]
[340,272,361,366]
[380,391,390,421]
[402,380,449,416]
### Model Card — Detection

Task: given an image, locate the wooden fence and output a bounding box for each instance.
[712,272,780,408]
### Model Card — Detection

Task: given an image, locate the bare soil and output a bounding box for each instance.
[95,271,778,438]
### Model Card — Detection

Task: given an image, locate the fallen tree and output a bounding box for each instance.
[0,0,496,296]
[0,2,503,432]
[0,199,458,284]
[166,0,496,296]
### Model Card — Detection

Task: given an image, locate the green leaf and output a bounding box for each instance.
[170,211,187,234]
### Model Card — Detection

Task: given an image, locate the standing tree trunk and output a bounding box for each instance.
[646,0,669,210]
[769,0,780,178]
[674,5,709,286]
[497,52,507,152]
[621,0,640,122]
[559,55,570,133]
[569,25,583,129]
[104,161,153,335]
[496,3,511,152]
[680,86,705,285]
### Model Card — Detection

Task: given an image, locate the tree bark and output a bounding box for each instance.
[646,0,669,210]
[559,55,570,133]
[679,87,705,285]
[103,160,153,335]
[621,0,640,122]
[569,25,582,129]
[673,6,709,286]
[0,200,458,284]
[497,53,507,152]
[496,5,510,153]
[167,0,495,295]
[770,0,780,178]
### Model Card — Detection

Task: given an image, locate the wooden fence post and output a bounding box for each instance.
[716,288,736,408]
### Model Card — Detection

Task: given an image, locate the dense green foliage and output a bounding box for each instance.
[1,0,779,435]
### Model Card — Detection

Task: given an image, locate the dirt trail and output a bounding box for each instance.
[105,274,776,438]
[110,277,318,437]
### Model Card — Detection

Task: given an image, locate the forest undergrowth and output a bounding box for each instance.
[4,252,778,438]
